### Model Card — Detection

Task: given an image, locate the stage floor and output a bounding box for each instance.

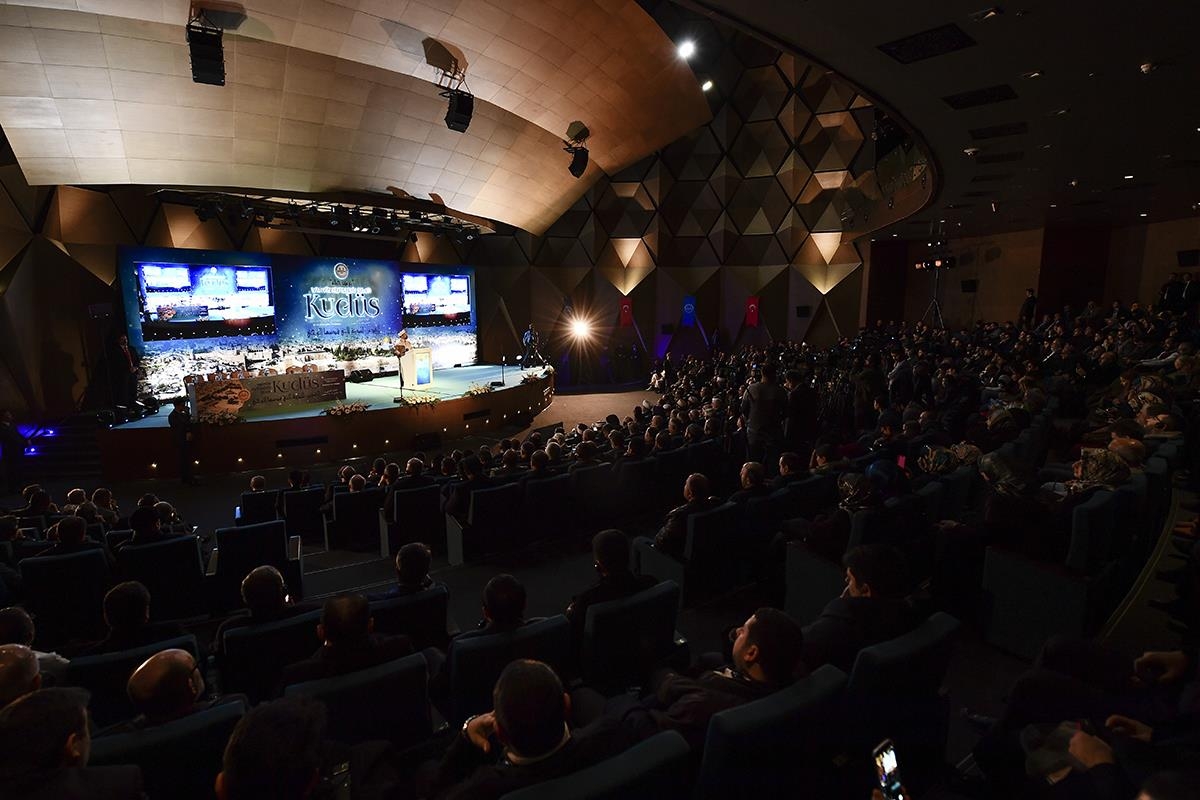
[123,364,540,429]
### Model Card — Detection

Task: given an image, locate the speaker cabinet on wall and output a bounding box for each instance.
[795,305,812,318]
[961,279,979,293]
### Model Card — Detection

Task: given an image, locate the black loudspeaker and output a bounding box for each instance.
[661,323,675,335]
[348,369,373,383]
[795,305,812,318]
[1178,249,1200,268]
[413,432,441,451]
[568,147,589,178]
[444,91,474,132]
[186,22,225,86]
[961,279,979,293]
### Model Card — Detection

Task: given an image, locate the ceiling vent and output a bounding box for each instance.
[878,24,977,64]
[942,84,1018,109]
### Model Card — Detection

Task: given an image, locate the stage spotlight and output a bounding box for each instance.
[701,80,713,92]
[678,40,696,59]
[571,318,592,339]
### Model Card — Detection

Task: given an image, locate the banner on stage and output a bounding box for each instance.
[681,295,697,327]
[188,370,346,420]
[745,296,760,328]
[619,296,633,327]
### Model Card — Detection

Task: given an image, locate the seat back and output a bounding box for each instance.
[463,483,523,557]
[686,440,723,484]
[116,536,206,621]
[285,652,431,748]
[520,474,574,544]
[221,610,322,703]
[581,581,679,688]
[369,584,450,649]
[280,487,326,545]
[214,520,289,593]
[572,464,614,517]
[498,730,690,800]
[790,474,837,518]
[684,503,741,596]
[238,490,279,526]
[448,615,571,724]
[390,484,445,551]
[655,447,690,498]
[614,458,659,514]
[64,635,200,728]
[19,550,109,647]
[104,529,134,554]
[1066,490,1117,574]
[90,698,246,800]
[331,489,385,551]
[696,665,848,800]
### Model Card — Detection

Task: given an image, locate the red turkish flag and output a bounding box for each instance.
[619,296,633,327]
[745,295,760,327]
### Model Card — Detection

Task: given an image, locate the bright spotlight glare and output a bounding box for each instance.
[701,80,713,92]
[677,40,696,59]
[571,319,591,339]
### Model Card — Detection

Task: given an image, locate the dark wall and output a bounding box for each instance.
[1037,225,1113,315]
[864,240,908,324]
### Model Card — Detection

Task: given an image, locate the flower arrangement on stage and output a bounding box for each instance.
[198,410,242,426]
[521,372,542,384]
[465,382,494,396]
[323,401,370,417]
[396,394,439,407]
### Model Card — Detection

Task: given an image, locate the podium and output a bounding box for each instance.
[399,347,434,388]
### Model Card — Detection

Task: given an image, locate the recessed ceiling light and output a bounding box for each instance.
[700,80,713,92]
[1139,212,1148,217]
[1069,178,1079,187]
[1139,62,1156,74]
[1050,203,1057,208]
[1124,174,1134,180]
[1039,143,1052,150]
[963,147,980,156]
[677,41,696,59]
[1021,70,1043,79]
[1049,107,1070,116]
[969,6,1004,22]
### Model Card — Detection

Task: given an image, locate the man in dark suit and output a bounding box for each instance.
[106,648,243,735]
[801,545,916,673]
[166,400,195,485]
[782,369,817,458]
[728,462,772,504]
[771,452,808,490]
[281,593,413,687]
[653,473,721,559]
[443,456,491,525]
[117,506,173,551]
[68,582,185,658]
[457,574,531,642]
[740,363,787,467]
[422,659,637,800]
[1018,288,1038,330]
[212,566,313,660]
[0,687,144,799]
[36,517,106,561]
[565,530,657,650]
[370,542,435,600]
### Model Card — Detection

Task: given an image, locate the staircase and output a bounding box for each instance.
[25,413,104,481]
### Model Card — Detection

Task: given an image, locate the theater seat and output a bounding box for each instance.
[520,474,575,546]
[498,730,690,800]
[236,490,279,526]
[220,610,321,703]
[581,581,681,690]
[280,487,326,547]
[64,635,200,728]
[380,484,445,555]
[20,549,109,648]
[369,584,451,650]
[446,482,523,565]
[116,535,206,621]
[325,489,386,554]
[284,652,433,748]
[90,697,246,800]
[209,520,302,612]
[695,665,847,800]
[446,615,571,725]
[634,503,741,608]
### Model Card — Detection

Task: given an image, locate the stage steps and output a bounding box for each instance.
[24,413,104,480]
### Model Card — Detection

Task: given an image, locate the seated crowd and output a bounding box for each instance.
[1,296,1200,799]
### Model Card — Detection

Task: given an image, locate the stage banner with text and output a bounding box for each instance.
[188,370,346,420]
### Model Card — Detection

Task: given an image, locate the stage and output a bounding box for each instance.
[98,365,556,479]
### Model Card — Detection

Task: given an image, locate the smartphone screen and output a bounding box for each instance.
[896,455,907,470]
[873,740,903,800]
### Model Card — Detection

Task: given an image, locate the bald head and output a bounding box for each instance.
[683,472,710,502]
[127,648,202,723]
[0,644,41,709]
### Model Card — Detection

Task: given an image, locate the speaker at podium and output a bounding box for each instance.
[399,347,434,388]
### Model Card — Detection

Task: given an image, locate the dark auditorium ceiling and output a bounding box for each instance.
[685,0,1200,236]
[0,0,711,236]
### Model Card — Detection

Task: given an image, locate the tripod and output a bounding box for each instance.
[921,266,946,329]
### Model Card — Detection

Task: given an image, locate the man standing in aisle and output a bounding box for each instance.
[1018,288,1038,330]
[740,363,787,469]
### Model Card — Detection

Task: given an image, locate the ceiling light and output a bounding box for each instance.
[1021,70,1043,79]
[701,80,713,92]
[1139,212,1148,217]
[1049,107,1070,116]
[963,147,980,156]
[1124,174,1134,180]
[1069,178,1079,187]
[969,6,1004,22]
[1139,62,1156,74]
[1049,204,1057,208]
[677,40,696,59]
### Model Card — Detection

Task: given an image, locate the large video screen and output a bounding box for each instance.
[119,248,476,399]
[402,273,472,325]
[135,261,276,341]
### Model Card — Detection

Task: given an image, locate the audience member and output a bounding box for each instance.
[372,542,435,600]
[281,593,413,686]
[0,644,41,709]
[653,473,721,558]
[0,607,68,682]
[565,530,657,647]
[213,566,311,657]
[459,574,530,640]
[68,582,185,657]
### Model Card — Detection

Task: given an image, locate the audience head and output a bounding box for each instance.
[683,472,710,502]
[127,649,204,723]
[405,457,423,476]
[318,593,371,646]
[730,608,805,685]
[0,688,91,779]
[482,574,526,628]
[0,645,40,709]
[216,698,326,800]
[813,444,835,466]
[249,475,266,492]
[241,566,288,616]
[396,542,432,587]
[492,660,568,760]
[138,493,159,508]
[129,506,160,537]
[348,474,366,493]
[65,488,87,506]
[55,515,87,545]
[287,469,305,488]
[530,450,549,472]
[739,461,765,489]
[779,452,803,476]
[843,545,909,599]
[26,490,52,515]
[462,455,485,479]
[73,502,99,524]
[103,581,151,633]
[0,608,34,647]
[371,457,386,476]
[592,529,631,576]
[154,501,178,525]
